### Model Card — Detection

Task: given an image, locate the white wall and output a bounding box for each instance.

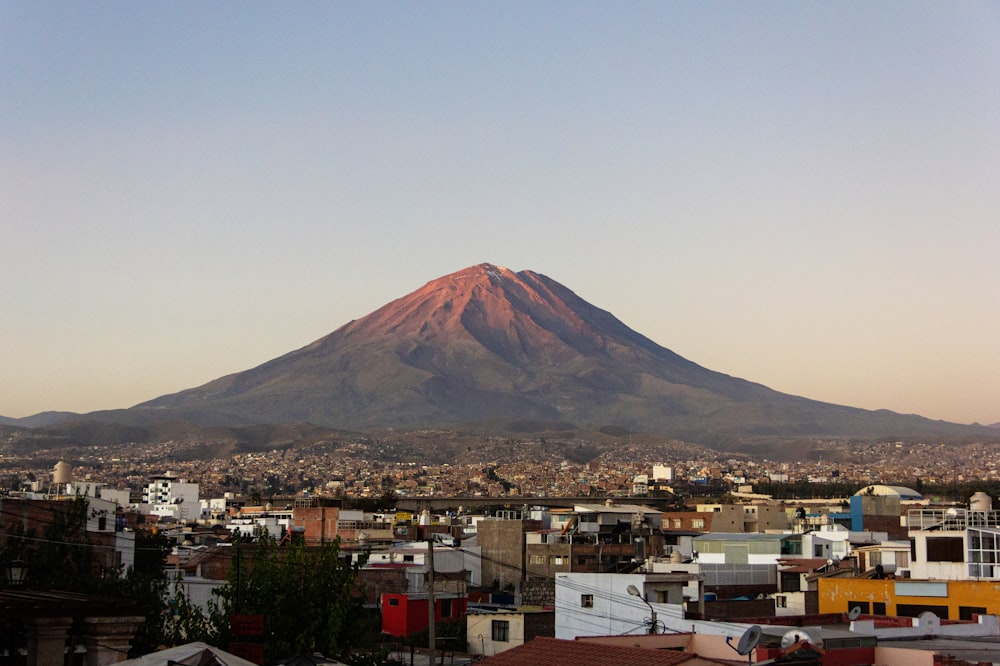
[909,531,968,580]
[772,591,808,616]
[555,573,755,640]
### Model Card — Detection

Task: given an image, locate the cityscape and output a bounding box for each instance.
[4,3,1000,666]
[5,427,1000,665]
[5,433,1000,504]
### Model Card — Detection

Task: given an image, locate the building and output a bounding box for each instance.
[554,572,704,639]
[380,593,468,637]
[694,503,790,533]
[477,512,542,591]
[652,465,675,482]
[0,494,135,573]
[140,472,200,522]
[905,504,1000,580]
[466,608,554,657]
[0,590,146,665]
[817,577,1000,620]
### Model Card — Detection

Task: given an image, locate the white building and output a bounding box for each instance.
[225,506,294,540]
[363,540,483,588]
[140,472,200,522]
[652,465,674,482]
[906,506,1000,580]
[64,481,131,509]
[554,572,710,640]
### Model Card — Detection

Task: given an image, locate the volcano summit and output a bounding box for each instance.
[133,263,988,448]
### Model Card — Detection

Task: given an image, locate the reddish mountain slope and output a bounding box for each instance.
[134,264,990,447]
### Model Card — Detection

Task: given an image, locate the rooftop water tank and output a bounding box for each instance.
[53,461,72,484]
[970,492,993,512]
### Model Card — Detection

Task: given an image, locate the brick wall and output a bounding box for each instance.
[520,578,555,607]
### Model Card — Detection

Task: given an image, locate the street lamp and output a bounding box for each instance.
[626,584,657,634]
[4,560,27,587]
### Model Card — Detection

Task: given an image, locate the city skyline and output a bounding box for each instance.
[2,3,999,424]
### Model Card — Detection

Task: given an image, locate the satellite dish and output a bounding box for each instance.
[848,606,862,620]
[781,629,814,649]
[733,625,762,655]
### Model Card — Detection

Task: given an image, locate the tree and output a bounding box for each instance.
[207,535,384,664]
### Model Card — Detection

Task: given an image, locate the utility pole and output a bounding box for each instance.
[427,537,436,662]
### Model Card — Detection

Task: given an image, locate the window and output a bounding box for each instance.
[581,594,594,608]
[691,519,704,529]
[440,599,452,618]
[848,601,870,614]
[897,603,948,619]
[673,519,682,528]
[926,537,964,562]
[872,602,886,615]
[776,596,787,608]
[528,554,545,565]
[780,572,801,593]
[960,606,987,621]
[492,620,509,642]
[388,598,399,606]
[403,555,414,562]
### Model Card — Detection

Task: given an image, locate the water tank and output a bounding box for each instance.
[670,550,683,563]
[53,461,72,484]
[970,492,993,512]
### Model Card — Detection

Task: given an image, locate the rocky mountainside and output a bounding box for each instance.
[123,263,991,449]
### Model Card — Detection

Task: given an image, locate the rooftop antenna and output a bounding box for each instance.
[727,625,762,666]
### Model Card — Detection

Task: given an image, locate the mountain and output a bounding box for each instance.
[0,411,83,429]
[126,263,993,449]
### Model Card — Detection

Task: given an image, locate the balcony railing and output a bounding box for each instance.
[908,508,1000,531]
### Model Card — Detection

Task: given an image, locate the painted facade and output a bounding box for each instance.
[817,577,1000,620]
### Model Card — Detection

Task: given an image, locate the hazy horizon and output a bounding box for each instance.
[3,3,999,425]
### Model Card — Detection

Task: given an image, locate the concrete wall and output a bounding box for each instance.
[875,646,935,666]
[478,518,540,590]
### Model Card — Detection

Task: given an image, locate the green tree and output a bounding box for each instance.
[208,535,383,664]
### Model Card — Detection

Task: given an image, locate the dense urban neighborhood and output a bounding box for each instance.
[5,435,1000,665]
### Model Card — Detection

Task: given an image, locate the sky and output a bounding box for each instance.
[2,2,999,425]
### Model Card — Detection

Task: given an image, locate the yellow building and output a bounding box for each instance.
[818,577,1000,621]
